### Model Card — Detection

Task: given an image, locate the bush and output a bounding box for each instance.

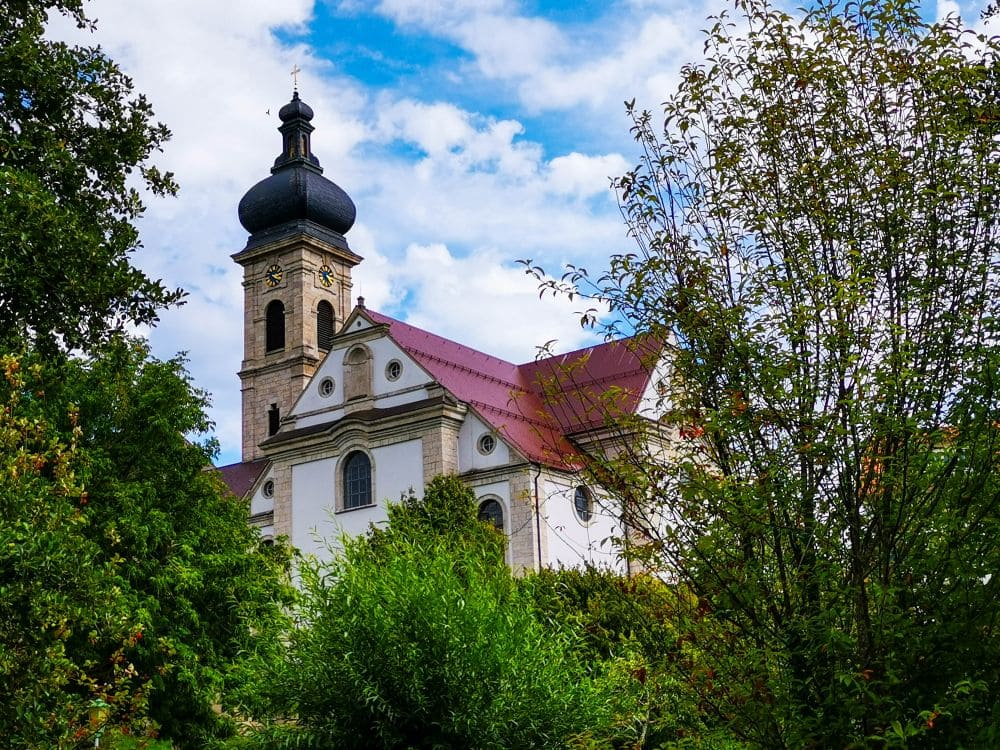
[249,477,629,749]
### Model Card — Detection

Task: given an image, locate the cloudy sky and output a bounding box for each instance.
[53,0,980,465]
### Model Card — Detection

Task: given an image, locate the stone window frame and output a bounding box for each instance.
[318,377,335,398]
[476,433,497,456]
[385,358,403,382]
[336,447,376,513]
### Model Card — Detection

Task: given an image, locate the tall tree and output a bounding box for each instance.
[0,353,149,748]
[1,4,289,746]
[0,0,181,353]
[531,0,1000,745]
[42,338,294,748]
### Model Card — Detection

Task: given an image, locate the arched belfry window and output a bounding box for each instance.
[478,498,504,532]
[343,451,372,510]
[343,346,372,401]
[317,300,334,351]
[265,300,285,352]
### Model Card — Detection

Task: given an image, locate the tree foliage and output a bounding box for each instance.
[531,0,1000,746]
[250,476,629,749]
[43,339,295,748]
[0,341,293,748]
[525,567,747,749]
[0,4,290,746]
[0,0,181,353]
[0,353,148,748]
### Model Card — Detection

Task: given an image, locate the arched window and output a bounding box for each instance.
[343,451,372,510]
[478,498,504,532]
[317,300,334,351]
[265,300,285,352]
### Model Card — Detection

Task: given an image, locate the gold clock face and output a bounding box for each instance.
[264,264,282,287]
[318,264,334,287]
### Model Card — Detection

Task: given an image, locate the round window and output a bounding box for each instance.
[262,479,275,499]
[573,486,593,523]
[477,433,496,455]
[385,359,402,381]
[319,377,335,397]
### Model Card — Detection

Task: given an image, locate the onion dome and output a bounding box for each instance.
[238,92,356,249]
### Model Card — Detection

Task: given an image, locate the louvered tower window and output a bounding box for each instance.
[317,300,334,351]
[265,300,285,352]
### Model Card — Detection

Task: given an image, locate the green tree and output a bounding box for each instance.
[36,338,295,748]
[250,476,630,749]
[0,4,286,746]
[0,0,181,353]
[0,354,148,748]
[530,0,1000,746]
[525,567,747,749]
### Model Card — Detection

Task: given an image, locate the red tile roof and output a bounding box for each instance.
[216,458,268,498]
[365,309,658,470]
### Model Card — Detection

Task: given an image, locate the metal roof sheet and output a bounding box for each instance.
[366,309,658,469]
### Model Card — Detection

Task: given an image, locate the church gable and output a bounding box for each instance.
[365,309,580,469]
[458,412,514,472]
[289,309,439,429]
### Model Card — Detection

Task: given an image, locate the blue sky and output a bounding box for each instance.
[53,0,987,465]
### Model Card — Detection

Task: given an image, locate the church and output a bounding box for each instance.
[218,92,671,572]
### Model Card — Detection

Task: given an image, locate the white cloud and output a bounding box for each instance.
[453,14,566,79]
[936,0,963,21]
[357,243,603,362]
[546,152,629,197]
[356,0,719,119]
[369,0,512,27]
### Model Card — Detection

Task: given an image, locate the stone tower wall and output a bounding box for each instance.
[234,233,358,461]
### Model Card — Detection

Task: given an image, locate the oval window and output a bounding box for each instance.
[573,486,593,523]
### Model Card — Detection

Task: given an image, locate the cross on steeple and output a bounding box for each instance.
[290,64,301,91]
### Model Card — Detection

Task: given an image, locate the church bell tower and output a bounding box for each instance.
[233,91,361,461]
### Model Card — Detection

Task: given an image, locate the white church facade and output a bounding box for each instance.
[218,92,670,572]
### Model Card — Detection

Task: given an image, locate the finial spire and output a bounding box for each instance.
[290,64,302,92]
